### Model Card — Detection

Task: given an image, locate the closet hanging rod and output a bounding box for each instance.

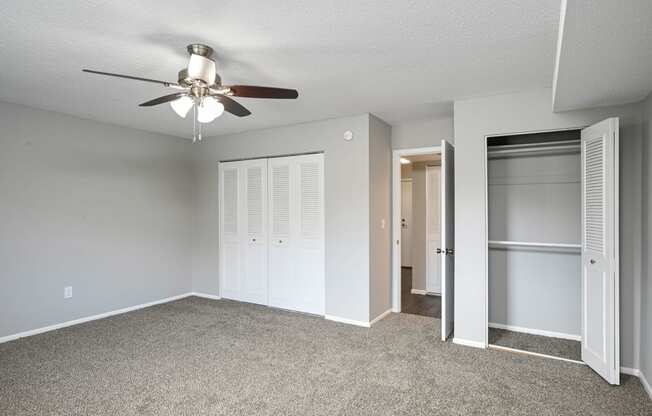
[489,139,580,151]
[488,240,581,251]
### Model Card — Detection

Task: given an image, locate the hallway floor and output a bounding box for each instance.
[400,267,440,318]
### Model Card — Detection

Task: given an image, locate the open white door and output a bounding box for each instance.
[426,166,441,293]
[400,180,413,267]
[440,140,455,341]
[581,118,619,385]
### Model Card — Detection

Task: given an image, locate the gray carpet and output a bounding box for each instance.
[1,297,650,415]
[489,327,582,361]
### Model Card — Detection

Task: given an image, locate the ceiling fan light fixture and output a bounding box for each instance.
[197,96,224,123]
[170,95,194,118]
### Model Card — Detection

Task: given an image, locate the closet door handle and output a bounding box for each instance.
[590,259,596,264]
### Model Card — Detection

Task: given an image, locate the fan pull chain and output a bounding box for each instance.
[192,104,197,143]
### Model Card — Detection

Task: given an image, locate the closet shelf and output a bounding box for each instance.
[487,140,580,159]
[488,240,581,252]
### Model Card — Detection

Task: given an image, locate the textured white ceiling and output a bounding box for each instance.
[0,0,560,138]
[553,0,652,111]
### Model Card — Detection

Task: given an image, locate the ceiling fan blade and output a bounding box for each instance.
[83,69,178,87]
[139,93,187,107]
[213,95,252,117]
[228,85,298,99]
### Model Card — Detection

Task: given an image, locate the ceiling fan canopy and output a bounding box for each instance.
[82,43,299,141]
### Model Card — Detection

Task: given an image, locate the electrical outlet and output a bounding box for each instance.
[64,286,72,299]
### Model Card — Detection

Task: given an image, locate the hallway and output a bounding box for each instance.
[400,267,440,318]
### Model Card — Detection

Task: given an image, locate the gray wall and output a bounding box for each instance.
[0,101,194,339]
[369,115,392,320]
[488,152,581,336]
[191,115,374,323]
[641,92,652,382]
[454,89,643,369]
[391,117,454,149]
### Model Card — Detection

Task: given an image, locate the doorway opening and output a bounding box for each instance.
[400,155,441,318]
[392,142,455,341]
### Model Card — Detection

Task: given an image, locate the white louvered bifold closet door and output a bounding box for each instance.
[219,162,242,301]
[268,154,325,315]
[268,158,293,310]
[241,159,268,305]
[580,118,619,385]
[219,159,268,305]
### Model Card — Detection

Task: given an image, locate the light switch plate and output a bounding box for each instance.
[64,286,72,299]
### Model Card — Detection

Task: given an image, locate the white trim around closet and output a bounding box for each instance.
[482,126,586,349]
[488,322,581,341]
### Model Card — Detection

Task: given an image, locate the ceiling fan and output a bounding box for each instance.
[83,44,299,141]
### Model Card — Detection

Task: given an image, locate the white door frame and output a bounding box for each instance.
[392,146,441,312]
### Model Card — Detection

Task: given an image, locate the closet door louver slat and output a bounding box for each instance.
[247,167,263,235]
[300,162,321,239]
[583,138,605,255]
[222,169,238,235]
[272,165,290,238]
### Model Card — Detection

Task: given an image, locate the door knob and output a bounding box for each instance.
[590,259,596,264]
[436,248,443,254]
[445,248,455,255]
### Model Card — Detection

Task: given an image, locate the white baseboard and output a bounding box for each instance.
[488,322,581,341]
[489,344,584,365]
[370,309,392,326]
[324,314,370,328]
[410,289,440,296]
[453,337,486,349]
[0,292,193,344]
[620,367,640,377]
[190,292,221,300]
[640,370,651,400]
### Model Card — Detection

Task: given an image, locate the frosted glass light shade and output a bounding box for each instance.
[170,96,194,118]
[197,97,224,123]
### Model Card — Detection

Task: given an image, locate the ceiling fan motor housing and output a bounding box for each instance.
[187,54,217,86]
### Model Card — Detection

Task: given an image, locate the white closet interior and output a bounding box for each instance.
[219,153,325,316]
[487,130,582,340]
